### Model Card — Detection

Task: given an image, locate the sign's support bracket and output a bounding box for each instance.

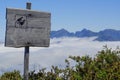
[24,2,31,80]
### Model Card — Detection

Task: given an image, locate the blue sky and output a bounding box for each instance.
[0,0,120,34]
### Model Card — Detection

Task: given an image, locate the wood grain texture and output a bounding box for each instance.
[5,8,51,47]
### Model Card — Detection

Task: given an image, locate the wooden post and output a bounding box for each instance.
[24,46,29,80]
[24,2,31,80]
[26,2,31,9]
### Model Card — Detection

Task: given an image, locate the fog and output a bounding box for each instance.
[0,37,120,74]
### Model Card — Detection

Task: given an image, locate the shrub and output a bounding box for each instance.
[0,70,22,80]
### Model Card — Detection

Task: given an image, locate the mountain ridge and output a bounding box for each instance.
[51,28,120,41]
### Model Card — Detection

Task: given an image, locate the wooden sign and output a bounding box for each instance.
[5,8,51,47]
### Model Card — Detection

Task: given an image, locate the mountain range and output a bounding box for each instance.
[51,29,120,41]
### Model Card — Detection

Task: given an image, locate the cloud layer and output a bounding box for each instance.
[0,37,120,74]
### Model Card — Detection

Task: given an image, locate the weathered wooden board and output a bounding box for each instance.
[5,8,51,47]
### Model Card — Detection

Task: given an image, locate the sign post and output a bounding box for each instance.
[24,46,29,80]
[5,2,51,80]
[24,3,31,80]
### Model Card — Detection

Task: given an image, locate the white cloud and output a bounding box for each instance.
[0,37,120,74]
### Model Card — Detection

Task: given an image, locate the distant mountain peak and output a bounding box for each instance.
[81,28,92,32]
[51,28,74,38]
[81,28,88,31]
[60,28,66,31]
[58,28,68,32]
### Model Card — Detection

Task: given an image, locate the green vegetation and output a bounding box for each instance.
[0,70,22,80]
[0,46,120,80]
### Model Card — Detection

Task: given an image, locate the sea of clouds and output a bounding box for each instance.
[0,37,120,75]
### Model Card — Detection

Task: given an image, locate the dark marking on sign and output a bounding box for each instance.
[16,17,26,26]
